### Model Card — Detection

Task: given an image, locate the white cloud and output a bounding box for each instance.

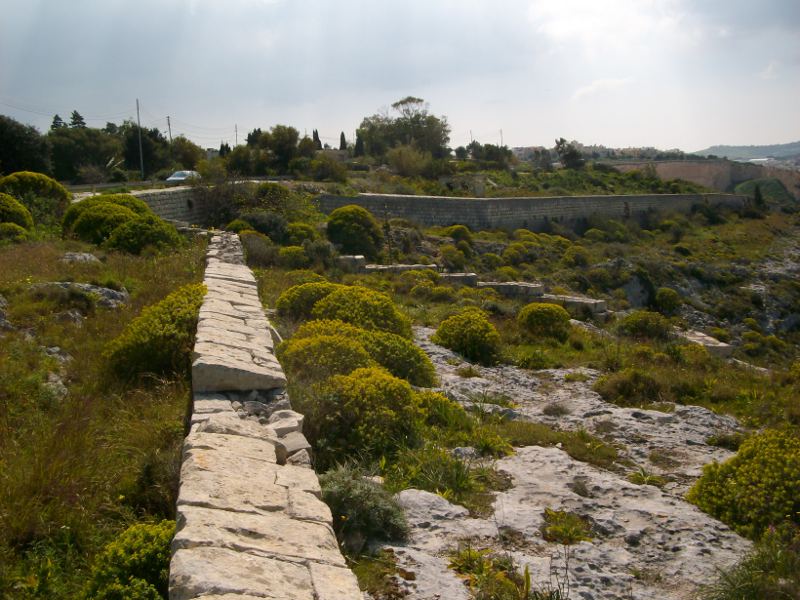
[571,78,632,101]
[759,60,778,79]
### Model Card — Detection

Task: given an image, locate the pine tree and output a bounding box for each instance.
[51,114,65,130]
[753,184,765,209]
[219,142,231,157]
[339,131,347,151]
[354,132,364,157]
[69,110,86,128]
[312,129,322,150]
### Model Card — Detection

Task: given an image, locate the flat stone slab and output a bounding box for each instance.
[173,505,345,566]
[287,488,333,523]
[192,355,287,393]
[309,562,362,600]
[178,462,288,515]
[191,412,278,442]
[677,330,733,357]
[170,547,314,600]
[184,431,278,464]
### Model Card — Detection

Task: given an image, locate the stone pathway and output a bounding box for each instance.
[170,233,360,600]
[376,328,749,600]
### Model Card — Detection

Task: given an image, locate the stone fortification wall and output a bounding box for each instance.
[317,192,745,230]
[169,233,360,600]
[132,187,211,225]
[613,160,800,200]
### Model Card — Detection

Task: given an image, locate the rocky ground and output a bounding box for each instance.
[375,328,750,600]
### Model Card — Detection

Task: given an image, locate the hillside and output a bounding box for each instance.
[692,140,800,160]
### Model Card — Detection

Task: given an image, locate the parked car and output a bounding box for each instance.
[165,170,200,183]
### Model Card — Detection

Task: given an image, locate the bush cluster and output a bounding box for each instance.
[82,520,174,600]
[687,429,800,539]
[517,302,571,342]
[103,283,206,380]
[224,218,253,233]
[311,285,412,338]
[72,202,139,244]
[275,281,343,320]
[319,464,408,555]
[617,310,672,340]
[63,194,151,233]
[0,222,29,243]
[326,204,384,259]
[0,191,33,230]
[0,171,71,220]
[299,367,425,468]
[431,307,501,365]
[239,229,277,267]
[290,319,436,386]
[277,334,374,383]
[105,215,183,255]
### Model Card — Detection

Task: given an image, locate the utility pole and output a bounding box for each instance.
[136,99,145,180]
[235,124,238,146]
[469,130,473,143]
[500,129,504,147]
[166,116,173,143]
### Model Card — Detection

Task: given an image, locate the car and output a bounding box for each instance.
[165,170,200,183]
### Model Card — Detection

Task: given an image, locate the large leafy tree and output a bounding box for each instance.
[357,97,450,160]
[48,126,122,181]
[555,138,585,169]
[120,120,170,176]
[0,115,51,175]
[170,135,204,169]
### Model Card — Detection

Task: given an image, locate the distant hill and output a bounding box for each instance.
[692,141,800,160]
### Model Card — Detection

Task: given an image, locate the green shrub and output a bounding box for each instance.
[593,368,663,407]
[439,244,467,271]
[384,444,480,504]
[299,367,425,467]
[654,287,682,315]
[292,319,436,386]
[70,202,138,245]
[224,218,253,233]
[277,334,375,383]
[286,221,317,245]
[239,210,288,243]
[0,192,34,229]
[687,430,800,539]
[443,224,472,244]
[618,310,672,340]
[278,245,310,269]
[103,283,206,380]
[562,245,590,267]
[0,221,29,243]
[312,286,412,338]
[431,308,501,365]
[416,390,472,431]
[517,302,571,342]
[0,171,71,219]
[63,194,151,233]
[395,269,438,294]
[285,269,327,285]
[105,215,182,255]
[275,281,343,320]
[540,508,592,544]
[82,520,174,600]
[326,204,384,259]
[320,464,408,555]
[239,229,278,267]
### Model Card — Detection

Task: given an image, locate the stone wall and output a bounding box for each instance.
[132,187,211,225]
[169,233,360,600]
[317,192,746,230]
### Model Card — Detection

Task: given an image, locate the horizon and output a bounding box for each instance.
[2,0,798,153]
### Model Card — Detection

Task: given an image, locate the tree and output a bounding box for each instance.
[753,184,766,209]
[357,98,450,160]
[354,132,364,157]
[0,115,51,175]
[70,110,86,128]
[454,146,468,160]
[51,114,66,130]
[339,131,347,151]
[312,129,322,150]
[554,138,584,169]
[246,128,262,147]
[226,145,252,175]
[219,142,231,157]
[120,121,169,176]
[170,136,204,169]
[297,136,317,159]
[48,125,123,181]
[266,125,300,173]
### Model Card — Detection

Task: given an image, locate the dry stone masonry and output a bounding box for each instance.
[170,232,360,600]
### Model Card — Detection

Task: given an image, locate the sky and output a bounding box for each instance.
[1,0,798,152]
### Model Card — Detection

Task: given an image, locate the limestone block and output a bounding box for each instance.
[193,394,234,415]
[288,488,332,523]
[275,464,322,497]
[170,547,314,600]
[287,449,312,468]
[270,417,303,437]
[184,431,278,464]
[192,354,287,393]
[191,412,278,442]
[309,562,363,600]
[173,505,345,566]
[276,431,311,457]
[178,461,288,515]
[269,409,304,424]
[198,315,260,337]
[183,442,282,477]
